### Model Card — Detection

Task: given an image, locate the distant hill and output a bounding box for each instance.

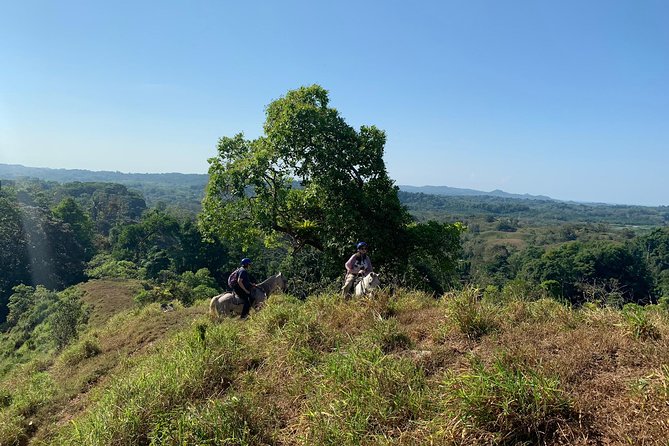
[398,185,553,201]
[0,163,208,211]
[1,164,555,201]
[4,164,665,226]
[0,163,208,187]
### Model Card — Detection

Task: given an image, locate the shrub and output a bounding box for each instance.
[444,287,499,339]
[442,357,574,444]
[85,253,144,279]
[622,303,661,340]
[50,288,89,350]
[59,338,102,366]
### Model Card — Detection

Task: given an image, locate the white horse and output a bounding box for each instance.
[209,272,288,319]
[355,272,380,297]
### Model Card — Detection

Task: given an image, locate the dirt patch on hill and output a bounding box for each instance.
[78,279,143,327]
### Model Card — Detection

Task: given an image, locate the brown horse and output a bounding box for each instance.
[209,272,287,319]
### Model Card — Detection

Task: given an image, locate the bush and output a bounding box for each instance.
[135,269,220,307]
[444,287,499,339]
[59,338,102,366]
[50,288,89,350]
[85,254,144,279]
[622,303,661,340]
[442,357,574,444]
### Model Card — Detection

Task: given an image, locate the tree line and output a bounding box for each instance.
[2,84,669,330]
[399,191,669,226]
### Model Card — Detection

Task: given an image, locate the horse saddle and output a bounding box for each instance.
[231,293,254,306]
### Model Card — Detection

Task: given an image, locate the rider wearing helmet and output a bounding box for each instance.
[234,257,256,319]
[341,242,373,297]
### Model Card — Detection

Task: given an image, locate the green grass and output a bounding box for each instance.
[303,345,429,446]
[440,357,574,445]
[5,286,669,445]
[56,322,243,446]
[443,286,500,339]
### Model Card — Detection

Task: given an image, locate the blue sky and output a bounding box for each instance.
[1,1,667,205]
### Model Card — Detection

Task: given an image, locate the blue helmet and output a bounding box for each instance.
[241,258,252,266]
[356,242,368,250]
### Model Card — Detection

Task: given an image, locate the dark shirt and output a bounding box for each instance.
[237,267,252,292]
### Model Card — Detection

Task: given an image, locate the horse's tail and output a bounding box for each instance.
[209,295,219,319]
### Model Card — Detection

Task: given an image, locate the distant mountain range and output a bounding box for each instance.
[0,163,552,201]
[0,163,208,187]
[397,185,553,201]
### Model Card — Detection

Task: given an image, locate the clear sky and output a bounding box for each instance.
[1,1,667,205]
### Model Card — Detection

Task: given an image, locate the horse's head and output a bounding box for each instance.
[368,272,381,289]
[276,272,288,292]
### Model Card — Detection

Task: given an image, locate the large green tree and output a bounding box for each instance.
[200,85,462,289]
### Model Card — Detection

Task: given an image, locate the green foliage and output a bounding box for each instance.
[110,210,233,284]
[8,179,146,236]
[404,221,464,294]
[444,287,499,339]
[0,285,89,374]
[622,303,661,340]
[50,287,90,350]
[58,338,102,366]
[203,84,408,258]
[0,192,30,322]
[0,163,206,211]
[304,345,428,445]
[442,357,573,444]
[520,240,653,305]
[0,184,103,323]
[85,253,145,279]
[3,285,59,350]
[399,191,669,226]
[636,227,669,298]
[135,269,220,307]
[52,197,95,257]
[200,85,462,291]
[110,208,180,264]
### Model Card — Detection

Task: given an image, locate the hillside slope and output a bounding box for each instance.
[2,286,669,445]
[78,280,143,328]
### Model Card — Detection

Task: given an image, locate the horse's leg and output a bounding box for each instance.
[209,296,219,319]
[210,299,217,319]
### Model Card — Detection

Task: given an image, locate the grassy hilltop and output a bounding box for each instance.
[2,282,669,445]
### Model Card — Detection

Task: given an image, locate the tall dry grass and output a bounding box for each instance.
[3,289,669,445]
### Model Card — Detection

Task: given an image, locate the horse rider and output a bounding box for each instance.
[341,242,373,297]
[233,258,257,319]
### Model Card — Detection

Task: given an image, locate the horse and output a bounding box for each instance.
[355,272,380,297]
[209,272,288,319]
